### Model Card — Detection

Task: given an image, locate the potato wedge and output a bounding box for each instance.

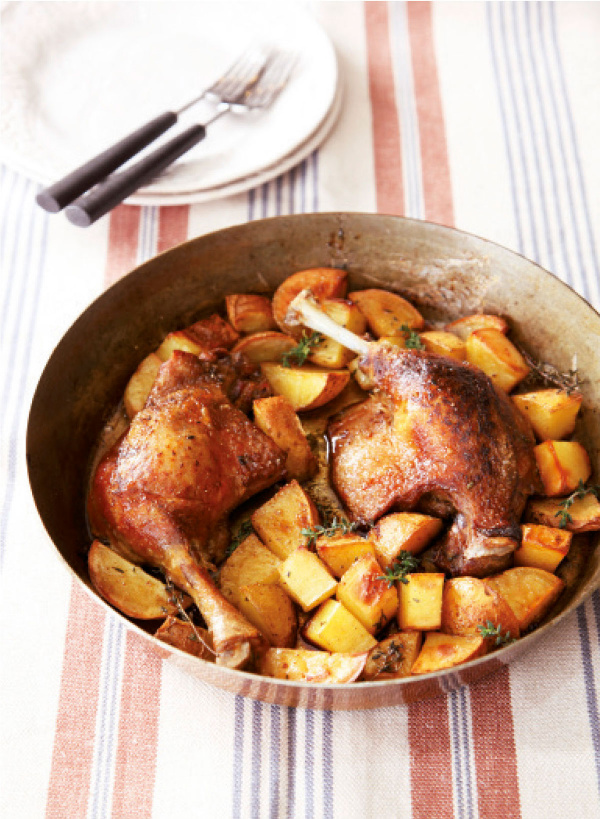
[308,298,368,369]
[219,534,281,606]
[278,548,337,612]
[272,267,348,336]
[237,583,297,647]
[486,567,564,631]
[225,294,276,333]
[251,480,320,559]
[123,352,162,418]
[411,632,487,675]
[370,512,444,568]
[304,599,378,653]
[534,440,591,496]
[362,632,423,680]
[419,330,467,360]
[261,362,350,412]
[155,616,214,661]
[514,524,572,573]
[397,573,445,631]
[441,577,520,644]
[155,330,204,362]
[466,328,529,391]
[260,647,367,683]
[348,288,425,336]
[526,493,600,532]
[512,389,583,441]
[336,554,399,634]
[316,534,376,578]
[88,540,190,620]
[231,331,296,363]
[253,395,317,482]
[445,313,508,340]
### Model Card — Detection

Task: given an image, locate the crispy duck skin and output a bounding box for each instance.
[329,343,541,576]
[88,350,286,666]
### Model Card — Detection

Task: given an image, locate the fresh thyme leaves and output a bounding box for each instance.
[377,551,421,586]
[477,620,516,647]
[226,519,254,556]
[555,480,600,529]
[370,640,404,677]
[301,517,358,547]
[401,324,425,350]
[281,331,323,367]
[521,350,582,394]
[164,577,216,656]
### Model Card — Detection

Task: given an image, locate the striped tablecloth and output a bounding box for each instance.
[1,2,599,817]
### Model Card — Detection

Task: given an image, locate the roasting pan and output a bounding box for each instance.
[26,213,600,709]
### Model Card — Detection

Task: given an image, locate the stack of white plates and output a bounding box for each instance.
[0,1,341,205]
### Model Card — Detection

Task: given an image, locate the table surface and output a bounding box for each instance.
[1,2,599,818]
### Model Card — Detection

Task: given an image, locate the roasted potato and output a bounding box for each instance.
[260,362,350,412]
[397,573,445,631]
[514,524,572,573]
[512,389,583,441]
[362,632,423,680]
[260,648,367,683]
[486,567,565,631]
[253,395,317,482]
[411,632,487,674]
[231,330,296,363]
[225,293,276,333]
[278,547,337,612]
[123,352,162,418]
[445,313,508,340]
[272,267,348,336]
[527,493,600,532]
[219,534,281,606]
[441,577,520,644]
[251,480,320,559]
[308,298,368,369]
[534,440,591,496]
[370,512,443,568]
[303,599,378,653]
[316,534,376,578]
[155,330,204,362]
[419,330,467,360]
[237,583,297,647]
[155,616,214,661]
[466,328,529,391]
[336,554,399,634]
[348,288,425,335]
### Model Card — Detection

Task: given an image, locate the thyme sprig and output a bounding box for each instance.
[521,350,582,395]
[377,551,421,586]
[281,331,323,367]
[301,516,358,547]
[226,519,254,557]
[477,620,516,647]
[369,639,404,678]
[164,577,216,656]
[401,324,425,350]
[555,480,600,529]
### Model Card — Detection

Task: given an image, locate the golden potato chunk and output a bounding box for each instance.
[155,330,204,362]
[466,328,529,391]
[231,331,296,363]
[308,298,368,369]
[411,633,487,675]
[88,540,189,620]
[261,362,350,412]
[225,293,276,333]
[397,573,445,631]
[219,534,281,605]
[278,548,337,612]
[370,513,443,568]
[155,616,214,661]
[362,632,423,680]
[527,493,600,532]
[445,313,508,340]
[237,583,297,647]
[441,577,520,645]
[348,288,425,336]
[486,567,564,631]
[534,441,591,496]
[304,599,378,653]
[253,395,317,482]
[260,648,367,683]
[123,352,162,418]
[419,330,467,360]
[272,267,348,336]
[316,534,376,578]
[512,389,583,441]
[514,524,572,573]
[336,554,399,634]
[251,480,320,559]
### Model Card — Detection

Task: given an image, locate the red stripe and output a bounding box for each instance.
[105,205,142,287]
[364,1,405,215]
[157,205,190,254]
[470,667,522,818]
[408,696,455,819]
[45,584,105,819]
[406,2,454,227]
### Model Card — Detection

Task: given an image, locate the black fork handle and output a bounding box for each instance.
[35,111,178,213]
[65,123,207,227]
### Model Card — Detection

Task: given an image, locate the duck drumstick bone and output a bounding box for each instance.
[287,290,541,577]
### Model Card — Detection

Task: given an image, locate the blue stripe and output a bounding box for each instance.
[269,704,281,819]
[232,695,245,819]
[593,590,600,649]
[577,605,600,796]
[286,706,297,819]
[459,686,475,819]
[449,691,465,819]
[322,710,333,819]
[304,708,315,819]
[251,700,262,819]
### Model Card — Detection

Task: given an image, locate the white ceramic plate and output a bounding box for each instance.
[0,1,339,201]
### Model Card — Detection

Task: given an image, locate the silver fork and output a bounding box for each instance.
[35,47,271,214]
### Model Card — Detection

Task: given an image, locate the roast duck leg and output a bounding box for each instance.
[287,290,541,577]
[88,349,286,668]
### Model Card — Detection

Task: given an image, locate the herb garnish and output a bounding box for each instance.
[521,350,582,395]
[301,517,358,547]
[370,639,404,677]
[377,551,421,586]
[164,577,216,656]
[477,620,516,647]
[401,324,425,350]
[555,480,600,529]
[281,331,323,367]
[226,519,254,557]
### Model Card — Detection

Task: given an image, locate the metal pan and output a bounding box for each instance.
[26,213,600,710]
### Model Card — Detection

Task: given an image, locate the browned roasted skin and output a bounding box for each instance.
[329,342,540,577]
[89,351,285,664]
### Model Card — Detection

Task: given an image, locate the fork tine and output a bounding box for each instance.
[242,51,297,109]
[207,47,268,102]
